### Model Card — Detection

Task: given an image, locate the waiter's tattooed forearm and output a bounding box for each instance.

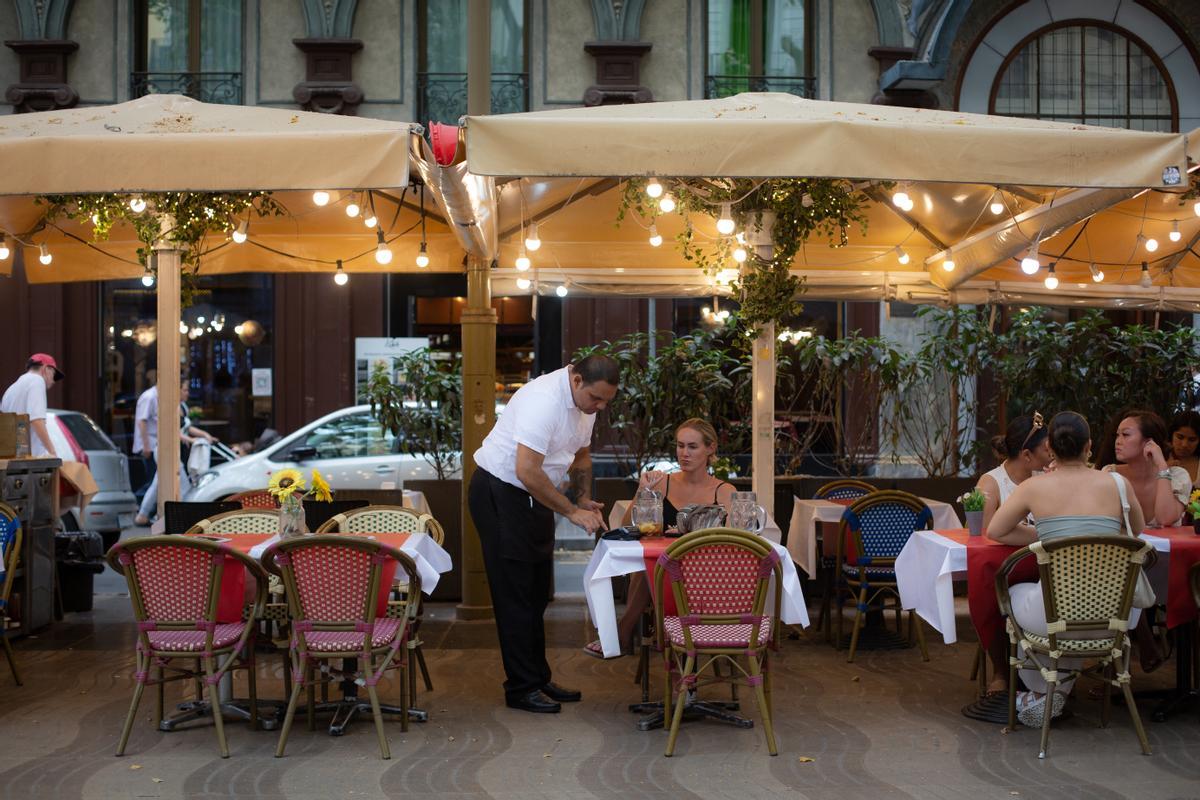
[568,462,592,503]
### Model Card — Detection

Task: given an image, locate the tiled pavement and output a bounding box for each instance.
[1,589,1198,800]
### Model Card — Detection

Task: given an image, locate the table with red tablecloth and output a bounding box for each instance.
[584,535,809,658]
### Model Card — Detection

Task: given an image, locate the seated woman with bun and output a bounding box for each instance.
[974,412,1052,694]
[988,412,1145,729]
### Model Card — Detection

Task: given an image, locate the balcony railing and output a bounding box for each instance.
[130,72,243,105]
[705,75,816,100]
[417,72,528,126]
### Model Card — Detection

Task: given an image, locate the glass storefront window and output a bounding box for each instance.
[102,274,274,455]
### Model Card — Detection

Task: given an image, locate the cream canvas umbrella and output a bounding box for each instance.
[0,93,416,511]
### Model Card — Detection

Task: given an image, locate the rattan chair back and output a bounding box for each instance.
[814,479,875,501]
[185,509,280,535]
[315,505,437,538]
[226,489,279,509]
[0,501,23,686]
[838,490,932,567]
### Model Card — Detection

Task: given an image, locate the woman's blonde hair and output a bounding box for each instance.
[677,418,719,464]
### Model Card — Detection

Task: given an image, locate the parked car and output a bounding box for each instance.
[47,409,138,535]
[185,405,456,501]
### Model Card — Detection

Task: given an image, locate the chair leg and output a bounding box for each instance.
[911,611,929,662]
[153,661,164,728]
[1100,664,1113,728]
[847,586,867,663]
[665,654,693,757]
[247,648,259,731]
[366,681,391,760]
[205,655,230,759]
[1038,666,1057,760]
[834,584,845,650]
[416,644,433,692]
[1118,651,1152,756]
[969,644,982,682]
[399,654,410,734]
[749,655,778,756]
[407,644,418,712]
[1007,642,1018,730]
[662,652,673,722]
[275,681,305,758]
[2,636,22,686]
[306,663,316,732]
[117,651,148,756]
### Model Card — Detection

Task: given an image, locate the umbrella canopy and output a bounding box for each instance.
[466,93,1189,190]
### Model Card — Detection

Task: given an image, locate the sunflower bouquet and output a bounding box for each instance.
[1187,489,1200,523]
[268,468,333,538]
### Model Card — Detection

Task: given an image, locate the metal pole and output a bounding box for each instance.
[153,235,182,518]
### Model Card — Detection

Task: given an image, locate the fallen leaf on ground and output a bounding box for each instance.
[798,756,815,763]
[152,778,163,783]
[129,764,142,770]
[851,676,860,682]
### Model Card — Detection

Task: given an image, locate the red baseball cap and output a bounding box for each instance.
[28,353,64,381]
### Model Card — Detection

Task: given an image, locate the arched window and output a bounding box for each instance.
[990,23,1177,132]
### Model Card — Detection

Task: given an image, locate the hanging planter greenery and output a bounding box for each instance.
[37,191,285,305]
[616,177,880,329]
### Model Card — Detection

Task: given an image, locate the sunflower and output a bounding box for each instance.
[310,469,333,502]
[268,468,306,500]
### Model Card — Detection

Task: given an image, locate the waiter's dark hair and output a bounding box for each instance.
[573,354,620,386]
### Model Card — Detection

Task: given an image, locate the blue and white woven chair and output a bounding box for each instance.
[0,502,22,686]
[833,490,933,662]
[814,479,875,502]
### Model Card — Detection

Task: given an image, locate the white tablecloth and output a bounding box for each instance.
[583,536,809,658]
[894,529,1172,645]
[403,489,430,515]
[786,496,963,577]
[248,532,452,596]
[608,499,782,544]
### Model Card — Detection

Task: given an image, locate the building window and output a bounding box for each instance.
[132,0,243,104]
[991,23,1176,132]
[705,0,814,99]
[418,0,528,125]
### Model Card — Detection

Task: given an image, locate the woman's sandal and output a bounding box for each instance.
[583,638,635,659]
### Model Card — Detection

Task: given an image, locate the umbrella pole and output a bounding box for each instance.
[752,324,776,517]
[154,240,183,517]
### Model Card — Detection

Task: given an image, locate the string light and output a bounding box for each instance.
[515,247,531,272]
[646,179,663,199]
[363,191,377,228]
[334,259,348,285]
[516,277,531,290]
[128,196,146,213]
[894,246,909,265]
[231,219,248,244]
[1170,220,1182,242]
[345,200,360,218]
[1089,262,1104,282]
[989,190,1004,216]
[715,203,735,235]
[1020,244,1040,275]
[648,225,662,247]
[1140,261,1153,288]
[0,234,8,260]
[524,222,541,252]
[141,266,155,287]
[555,284,568,297]
[180,321,188,334]
[1043,262,1058,290]
[891,191,913,212]
[363,211,377,228]
[415,186,430,268]
[1138,233,1159,253]
[312,190,331,206]
[658,195,676,213]
[38,244,51,265]
[941,256,955,273]
[415,242,430,268]
[1194,200,1200,217]
[374,228,392,265]
[732,245,748,262]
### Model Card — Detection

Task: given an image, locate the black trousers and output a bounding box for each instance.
[467,468,555,701]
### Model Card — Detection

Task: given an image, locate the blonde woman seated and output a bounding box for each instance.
[988,412,1145,728]
[583,418,735,658]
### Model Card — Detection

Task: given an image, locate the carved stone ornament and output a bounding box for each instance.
[292,38,364,115]
[4,39,79,113]
[583,41,653,107]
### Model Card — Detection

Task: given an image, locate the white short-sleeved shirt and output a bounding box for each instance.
[1,372,50,456]
[132,386,159,454]
[474,367,597,492]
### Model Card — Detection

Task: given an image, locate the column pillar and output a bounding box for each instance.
[153,238,182,518]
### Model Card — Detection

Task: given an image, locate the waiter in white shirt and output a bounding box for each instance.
[469,354,619,713]
[1,353,64,458]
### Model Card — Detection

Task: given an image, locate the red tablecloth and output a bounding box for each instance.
[641,536,679,616]
[1149,526,1200,629]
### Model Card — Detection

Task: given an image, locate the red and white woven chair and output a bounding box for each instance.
[106,535,268,758]
[653,527,783,757]
[262,535,419,760]
[226,490,280,509]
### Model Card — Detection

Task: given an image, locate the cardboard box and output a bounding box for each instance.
[59,460,99,512]
[0,413,30,458]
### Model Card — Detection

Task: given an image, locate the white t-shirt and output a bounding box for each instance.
[474,367,597,492]
[1,372,50,456]
[132,386,159,454]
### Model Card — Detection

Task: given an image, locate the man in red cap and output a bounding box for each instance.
[1,354,64,458]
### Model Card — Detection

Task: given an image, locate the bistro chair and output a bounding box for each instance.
[163,501,240,535]
[833,490,932,662]
[653,527,783,757]
[106,535,268,758]
[262,535,418,760]
[186,509,280,536]
[997,535,1153,759]
[814,479,876,501]
[0,502,23,686]
[303,498,369,533]
[227,489,280,509]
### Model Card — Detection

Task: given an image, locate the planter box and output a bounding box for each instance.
[405,479,463,603]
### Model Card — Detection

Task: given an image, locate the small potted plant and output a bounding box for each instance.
[957,488,987,537]
[1188,489,1200,534]
[268,467,332,538]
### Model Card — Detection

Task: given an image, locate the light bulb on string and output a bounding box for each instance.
[648,225,662,247]
[715,203,735,235]
[345,201,360,218]
[658,195,676,213]
[516,277,531,290]
[334,259,348,286]
[312,190,331,206]
[0,234,9,260]
[892,191,910,209]
[231,219,248,244]
[141,266,155,287]
[515,247,531,272]
[1140,261,1153,288]
[1020,245,1040,275]
[128,196,146,213]
[1089,262,1104,282]
[733,246,748,263]
[524,222,541,252]
[555,284,568,298]
[363,212,377,228]
[1170,220,1182,242]
[941,257,955,273]
[38,244,51,265]
[646,179,663,199]
[1194,200,1200,217]
[416,242,430,268]
[894,246,909,265]
[1043,263,1058,290]
[180,321,188,334]
[374,228,393,265]
[989,191,1004,216]
[1138,233,1159,253]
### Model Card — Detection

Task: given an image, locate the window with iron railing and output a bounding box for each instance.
[705,0,814,100]
[132,0,242,104]
[417,0,528,125]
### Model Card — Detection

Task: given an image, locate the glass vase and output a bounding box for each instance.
[278,495,307,539]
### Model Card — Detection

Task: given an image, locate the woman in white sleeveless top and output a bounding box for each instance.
[974,413,1051,695]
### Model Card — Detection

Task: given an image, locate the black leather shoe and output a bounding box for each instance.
[506,690,561,713]
[541,682,582,702]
